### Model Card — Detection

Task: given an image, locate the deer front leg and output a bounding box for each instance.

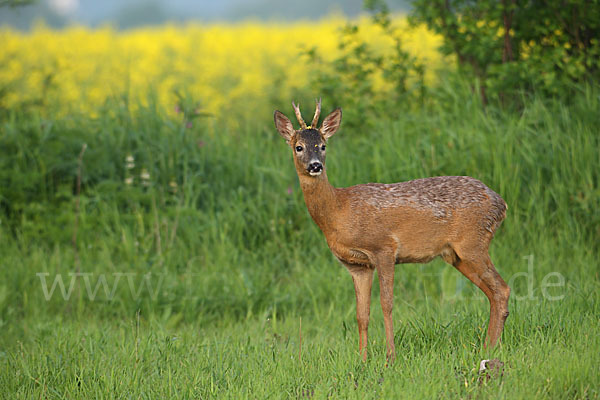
[345,264,374,361]
[377,261,396,363]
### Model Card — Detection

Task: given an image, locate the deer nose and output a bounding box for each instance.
[308,161,323,174]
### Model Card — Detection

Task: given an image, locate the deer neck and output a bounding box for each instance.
[298,171,338,232]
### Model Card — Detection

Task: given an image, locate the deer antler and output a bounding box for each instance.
[292,101,308,130]
[311,98,321,128]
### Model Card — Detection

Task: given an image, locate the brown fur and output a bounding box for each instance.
[274,103,510,362]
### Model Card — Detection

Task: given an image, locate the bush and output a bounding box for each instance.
[410,0,600,105]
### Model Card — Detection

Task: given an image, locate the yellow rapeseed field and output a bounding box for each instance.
[0,17,443,121]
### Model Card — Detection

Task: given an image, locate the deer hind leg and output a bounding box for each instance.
[344,264,374,361]
[451,249,510,348]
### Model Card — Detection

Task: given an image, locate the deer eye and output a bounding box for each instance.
[321,145,326,151]
[295,146,303,152]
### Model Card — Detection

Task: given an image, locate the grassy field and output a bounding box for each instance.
[1,85,598,398]
[1,21,599,399]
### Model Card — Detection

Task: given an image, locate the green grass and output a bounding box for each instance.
[0,85,599,398]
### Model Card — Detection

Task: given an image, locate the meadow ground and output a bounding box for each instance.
[0,20,599,399]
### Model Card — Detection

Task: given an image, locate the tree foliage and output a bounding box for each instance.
[410,0,600,104]
[303,0,425,129]
[0,0,35,7]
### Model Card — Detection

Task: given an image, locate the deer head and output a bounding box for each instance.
[274,100,342,177]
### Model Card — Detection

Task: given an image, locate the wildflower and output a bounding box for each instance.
[186,121,193,129]
[287,186,293,195]
[125,154,135,169]
[125,177,133,185]
[140,169,150,186]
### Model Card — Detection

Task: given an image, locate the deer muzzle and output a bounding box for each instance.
[307,161,323,176]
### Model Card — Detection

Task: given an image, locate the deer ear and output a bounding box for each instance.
[320,108,342,140]
[274,110,295,145]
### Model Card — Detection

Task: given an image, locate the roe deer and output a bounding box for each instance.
[273,100,510,362]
